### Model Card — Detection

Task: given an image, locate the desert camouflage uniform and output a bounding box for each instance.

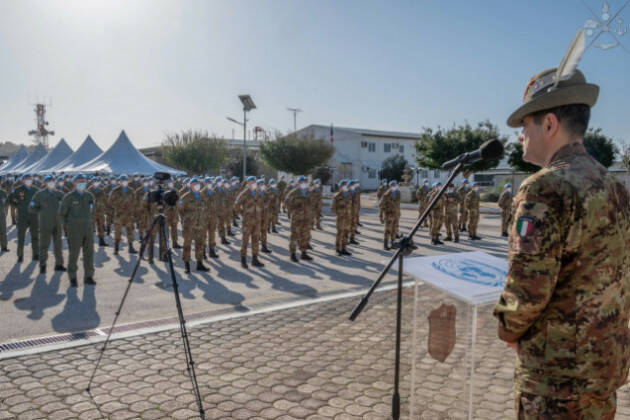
[277,179,287,212]
[379,188,401,246]
[311,184,323,230]
[416,184,430,227]
[203,186,218,252]
[259,188,273,249]
[164,198,179,246]
[178,190,206,263]
[498,188,513,235]
[465,189,480,238]
[214,186,229,241]
[443,190,460,241]
[331,189,351,251]
[349,188,360,240]
[429,189,444,241]
[457,184,469,230]
[376,183,387,223]
[0,190,7,249]
[87,184,108,238]
[235,188,263,258]
[269,185,281,229]
[285,187,312,254]
[493,143,630,419]
[109,185,136,248]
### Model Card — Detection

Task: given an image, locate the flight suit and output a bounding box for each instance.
[30,188,64,269]
[9,184,39,260]
[331,190,351,251]
[60,190,95,282]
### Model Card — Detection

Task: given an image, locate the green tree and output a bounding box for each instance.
[225,148,262,178]
[162,130,227,174]
[620,140,630,172]
[583,128,618,168]
[312,165,333,185]
[378,154,408,183]
[507,142,540,173]
[260,132,334,175]
[415,120,507,172]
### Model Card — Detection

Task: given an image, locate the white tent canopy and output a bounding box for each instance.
[18,139,73,174]
[49,135,103,173]
[72,130,184,175]
[0,145,29,173]
[9,144,47,174]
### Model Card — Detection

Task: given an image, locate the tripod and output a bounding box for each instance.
[349,162,464,420]
[86,206,205,419]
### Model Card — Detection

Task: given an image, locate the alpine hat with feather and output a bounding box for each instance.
[507,29,599,128]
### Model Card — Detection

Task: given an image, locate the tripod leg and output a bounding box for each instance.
[86,215,159,392]
[159,215,205,418]
[392,253,403,420]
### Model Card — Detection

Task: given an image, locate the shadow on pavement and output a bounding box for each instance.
[191,272,248,311]
[51,285,100,333]
[0,262,36,301]
[14,272,65,320]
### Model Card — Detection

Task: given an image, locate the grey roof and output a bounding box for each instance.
[10,144,47,173]
[18,139,73,173]
[49,135,103,173]
[0,145,28,172]
[301,124,420,140]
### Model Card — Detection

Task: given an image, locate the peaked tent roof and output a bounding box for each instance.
[0,145,29,172]
[73,130,184,175]
[48,135,103,173]
[9,144,48,174]
[19,139,73,174]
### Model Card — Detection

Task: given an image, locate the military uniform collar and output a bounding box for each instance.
[547,141,587,167]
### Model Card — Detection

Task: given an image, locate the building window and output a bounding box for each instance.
[399,145,404,153]
[421,170,429,178]
[434,170,441,178]
[368,142,375,152]
[474,174,494,187]
[384,143,391,153]
[368,169,376,179]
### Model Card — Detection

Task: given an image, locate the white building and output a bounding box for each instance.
[294,124,459,190]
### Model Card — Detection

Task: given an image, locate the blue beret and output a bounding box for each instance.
[246,176,256,182]
[432,182,438,187]
[314,178,320,183]
[21,174,31,180]
[472,181,478,186]
[189,177,199,184]
[462,178,469,183]
[269,179,276,184]
[215,176,222,182]
[504,183,511,188]
[73,173,86,181]
[436,181,442,186]
[423,178,428,183]
[381,179,388,183]
[297,175,306,182]
[348,180,355,186]
[256,179,264,184]
[389,180,398,186]
[43,175,54,182]
[118,174,127,180]
[204,177,212,183]
[338,179,347,186]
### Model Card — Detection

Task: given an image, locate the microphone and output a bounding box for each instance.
[441,139,504,170]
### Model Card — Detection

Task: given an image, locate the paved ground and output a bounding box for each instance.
[0,205,507,343]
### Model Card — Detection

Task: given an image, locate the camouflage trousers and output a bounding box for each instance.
[206,216,217,249]
[0,209,6,249]
[260,213,272,246]
[516,391,616,420]
[335,216,350,250]
[419,200,429,227]
[165,209,178,244]
[467,209,479,236]
[94,208,106,237]
[114,218,135,245]
[501,208,512,233]
[384,213,399,243]
[289,217,310,253]
[272,204,280,226]
[430,211,443,239]
[216,213,227,238]
[459,205,468,229]
[182,223,204,262]
[349,207,359,239]
[313,202,322,229]
[241,219,260,257]
[444,210,459,240]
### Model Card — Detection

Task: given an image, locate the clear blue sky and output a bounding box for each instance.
[0,0,628,150]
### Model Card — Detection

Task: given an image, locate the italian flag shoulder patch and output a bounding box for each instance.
[516,217,535,237]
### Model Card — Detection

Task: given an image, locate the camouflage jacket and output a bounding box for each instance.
[234,189,264,223]
[465,190,480,213]
[108,186,136,221]
[331,191,351,221]
[87,186,109,214]
[493,142,630,398]
[427,189,444,214]
[498,189,513,210]
[285,188,312,221]
[379,189,400,217]
[443,191,460,214]
[178,191,206,228]
[376,184,386,201]
[416,185,429,204]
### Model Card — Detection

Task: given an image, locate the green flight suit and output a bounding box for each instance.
[0,190,7,249]
[30,188,64,268]
[9,184,39,259]
[60,190,95,282]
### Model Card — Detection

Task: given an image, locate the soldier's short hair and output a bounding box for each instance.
[530,103,590,137]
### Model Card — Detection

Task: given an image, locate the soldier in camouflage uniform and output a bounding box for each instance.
[134,178,153,257]
[285,175,314,262]
[376,179,387,224]
[465,182,481,240]
[416,179,430,227]
[258,179,273,254]
[311,179,323,230]
[164,178,181,248]
[30,175,66,274]
[202,177,219,259]
[498,182,513,237]
[429,182,445,245]
[9,174,39,263]
[379,180,401,250]
[493,66,630,419]
[442,184,460,242]
[0,185,7,252]
[109,174,137,255]
[348,180,360,244]
[268,179,280,233]
[87,177,109,247]
[277,176,287,214]
[235,176,264,268]
[214,177,230,245]
[457,179,470,231]
[331,179,352,256]
[178,178,209,273]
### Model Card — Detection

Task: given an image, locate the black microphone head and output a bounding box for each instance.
[479,139,504,161]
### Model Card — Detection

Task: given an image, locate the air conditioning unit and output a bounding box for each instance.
[361,141,368,148]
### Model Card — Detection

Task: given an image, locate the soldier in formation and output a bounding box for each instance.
[87,177,109,247]
[268,179,280,232]
[311,178,323,230]
[457,178,469,232]
[442,184,460,242]
[9,174,39,263]
[285,175,314,262]
[465,182,481,240]
[234,176,264,268]
[30,175,65,274]
[379,180,401,250]
[331,179,352,256]
[0,184,7,252]
[178,178,209,273]
[376,179,387,224]
[497,182,513,237]
[109,174,137,255]
[416,179,430,227]
[348,180,360,244]
[428,182,444,245]
[258,179,273,254]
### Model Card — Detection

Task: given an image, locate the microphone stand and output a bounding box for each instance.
[349,162,464,420]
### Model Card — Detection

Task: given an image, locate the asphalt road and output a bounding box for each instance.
[0,206,507,343]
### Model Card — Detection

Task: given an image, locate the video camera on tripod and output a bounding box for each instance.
[148,171,179,207]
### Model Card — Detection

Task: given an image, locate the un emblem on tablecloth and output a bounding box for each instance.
[431,258,506,287]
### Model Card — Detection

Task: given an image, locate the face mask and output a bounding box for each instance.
[93,182,101,188]
[473,187,479,192]
[260,185,266,191]
[122,181,129,187]
[192,184,201,192]
[76,182,86,191]
[341,186,348,192]
[47,181,56,189]
[448,189,454,193]
[58,182,64,188]
[143,182,149,187]
[300,183,308,190]
[168,183,174,189]
[24,180,32,187]
[249,184,256,191]
[392,186,398,192]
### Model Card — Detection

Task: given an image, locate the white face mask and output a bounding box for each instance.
[76,182,86,191]
[341,186,348,192]
[57,182,64,188]
[143,182,149,187]
[192,184,201,192]
[47,181,56,189]
[260,185,266,191]
[168,183,174,189]
[93,182,101,188]
[448,189,454,193]
[300,183,308,190]
[392,186,398,192]
[249,184,256,191]
[24,180,32,187]
[473,187,479,192]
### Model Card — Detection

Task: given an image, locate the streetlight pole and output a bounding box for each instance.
[243,107,247,179]
[287,107,302,132]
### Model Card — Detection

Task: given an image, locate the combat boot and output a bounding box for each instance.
[184,262,191,274]
[316,225,323,230]
[444,236,452,241]
[1,247,8,252]
[129,244,137,254]
[261,244,272,254]
[32,254,39,261]
[307,243,313,250]
[99,236,108,247]
[11,218,16,225]
[241,256,248,269]
[472,235,482,240]
[290,253,299,262]
[40,265,45,275]
[358,222,363,227]
[454,237,459,243]
[209,248,219,258]
[85,277,96,285]
[354,230,361,235]
[272,226,278,233]
[106,225,111,236]
[336,249,343,256]
[54,265,67,272]
[384,240,391,250]
[341,248,352,256]
[502,232,508,237]
[221,236,230,245]
[114,243,119,255]
[233,220,238,227]
[173,242,182,249]
[70,278,78,288]
[17,256,23,263]
[300,252,313,261]
[196,260,209,272]
[227,229,235,236]
[148,257,154,264]
[349,238,359,245]
[252,256,264,267]
[435,238,444,245]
